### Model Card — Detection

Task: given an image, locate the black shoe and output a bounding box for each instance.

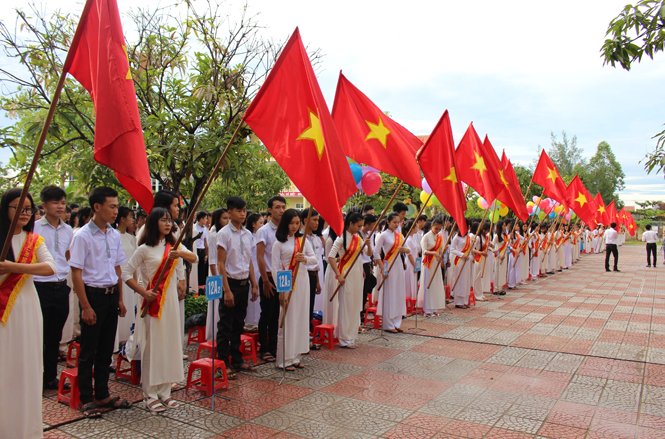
[614,269,620,272]
[647,265,651,268]
[44,379,69,391]
[606,269,611,272]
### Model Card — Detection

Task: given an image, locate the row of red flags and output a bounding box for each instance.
[60,2,634,237]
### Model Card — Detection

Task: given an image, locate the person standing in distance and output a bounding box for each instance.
[604,222,620,272]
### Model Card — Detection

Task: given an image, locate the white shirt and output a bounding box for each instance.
[359,230,372,264]
[193,223,209,250]
[69,221,126,287]
[208,228,218,267]
[604,228,619,245]
[643,230,658,244]
[256,220,279,274]
[33,216,73,282]
[217,222,255,280]
[305,234,323,271]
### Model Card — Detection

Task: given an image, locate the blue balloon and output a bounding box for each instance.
[350,163,363,184]
[548,211,556,219]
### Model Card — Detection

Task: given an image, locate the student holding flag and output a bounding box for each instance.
[493,220,509,295]
[451,219,474,308]
[417,216,447,315]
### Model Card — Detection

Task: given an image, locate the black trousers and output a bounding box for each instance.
[35,281,70,383]
[647,242,657,266]
[605,244,619,271]
[308,271,318,331]
[361,263,376,321]
[258,275,278,356]
[78,286,119,404]
[216,278,249,367]
[197,248,208,288]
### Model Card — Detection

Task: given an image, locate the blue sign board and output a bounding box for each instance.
[415,257,422,272]
[206,275,224,301]
[275,270,293,292]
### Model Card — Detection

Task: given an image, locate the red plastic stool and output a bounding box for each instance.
[66,341,80,367]
[310,319,321,335]
[490,282,494,294]
[243,331,259,346]
[115,353,140,386]
[363,306,377,327]
[371,311,383,329]
[445,285,451,300]
[187,325,206,346]
[186,358,228,395]
[405,298,414,315]
[469,289,476,306]
[312,324,337,349]
[57,368,80,409]
[196,341,217,360]
[240,334,258,364]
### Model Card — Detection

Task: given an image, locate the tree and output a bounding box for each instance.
[601,1,665,174]
[583,141,626,207]
[548,131,586,179]
[0,1,282,211]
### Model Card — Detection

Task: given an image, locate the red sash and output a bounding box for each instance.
[497,235,509,258]
[338,234,362,276]
[541,235,548,250]
[0,232,43,326]
[384,232,403,264]
[141,242,178,319]
[454,235,472,267]
[474,235,489,263]
[422,234,443,268]
[510,236,520,257]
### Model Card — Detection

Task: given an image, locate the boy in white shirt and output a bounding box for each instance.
[643,224,659,267]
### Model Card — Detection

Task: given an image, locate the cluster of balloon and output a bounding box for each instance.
[347,158,382,196]
[477,198,509,222]
[419,178,442,207]
[527,196,557,220]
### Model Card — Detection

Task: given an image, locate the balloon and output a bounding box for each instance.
[477,198,487,209]
[361,171,382,195]
[535,207,541,215]
[420,190,433,206]
[491,210,500,222]
[565,213,571,221]
[533,196,541,204]
[527,205,534,215]
[538,211,546,220]
[356,179,363,191]
[365,166,380,173]
[431,194,442,206]
[499,205,509,216]
[362,166,372,176]
[349,163,363,184]
[422,178,432,194]
[406,204,417,218]
[347,157,357,164]
[527,201,534,208]
[548,211,556,219]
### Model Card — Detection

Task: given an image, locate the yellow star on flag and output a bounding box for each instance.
[443,167,458,184]
[546,167,558,184]
[365,116,391,148]
[498,170,509,187]
[122,45,132,80]
[470,151,487,177]
[597,205,606,214]
[575,192,587,207]
[629,223,634,229]
[298,109,325,160]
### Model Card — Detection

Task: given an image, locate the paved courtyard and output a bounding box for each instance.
[42,245,665,438]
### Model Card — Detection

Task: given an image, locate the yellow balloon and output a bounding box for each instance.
[499,206,509,216]
[420,190,433,207]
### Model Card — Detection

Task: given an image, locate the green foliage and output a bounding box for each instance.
[184,294,208,321]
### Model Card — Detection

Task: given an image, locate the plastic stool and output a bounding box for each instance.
[186,358,228,395]
[445,285,451,300]
[57,368,80,409]
[490,282,494,294]
[196,341,217,360]
[240,334,258,364]
[371,312,383,329]
[363,306,377,327]
[187,326,206,346]
[115,353,140,386]
[243,331,259,346]
[405,298,414,315]
[469,289,476,306]
[66,341,80,367]
[312,324,336,349]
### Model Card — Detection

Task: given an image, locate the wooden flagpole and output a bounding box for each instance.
[375,191,432,291]
[141,119,246,317]
[280,207,313,328]
[328,181,404,302]
[0,70,69,261]
[451,206,490,291]
[426,221,456,289]
[480,201,499,277]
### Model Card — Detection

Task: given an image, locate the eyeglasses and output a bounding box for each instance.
[159,218,173,224]
[8,206,35,215]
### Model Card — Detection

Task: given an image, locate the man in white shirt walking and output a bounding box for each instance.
[643,224,659,267]
[604,222,620,272]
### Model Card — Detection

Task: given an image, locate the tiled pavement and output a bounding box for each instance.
[42,245,665,438]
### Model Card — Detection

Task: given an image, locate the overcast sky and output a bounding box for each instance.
[1,0,663,206]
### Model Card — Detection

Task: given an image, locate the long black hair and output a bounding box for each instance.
[139,208,175,247]
[77,207,92,227]
[0,188,36,262]
[343,212,364,252]
[384,212,400,231]
[246,212,263,234]
[275,209,302,243]
[496,220,505,243]
[113,206,133,229]
[210,208,227,232]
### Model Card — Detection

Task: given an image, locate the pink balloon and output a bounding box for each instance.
[422,178,432,194]
[361,171,382,196]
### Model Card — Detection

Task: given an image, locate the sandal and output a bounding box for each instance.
[81,402,102,419]
[214,368,238,380]
[96,396,132,409]
[309,344,321,351]
[292,362,305,368]
[162,398,179,408]
[262,353,276,363]
[395,328,404,333]
[386,329,399,333]
[280,365,296,371]
[147,400,166,412]
[232,362,257,372]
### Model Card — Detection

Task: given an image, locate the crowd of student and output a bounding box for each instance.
[0,186,633,438]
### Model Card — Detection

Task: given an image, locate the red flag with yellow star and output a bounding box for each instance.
[331,73,422,188]
[606,200,619,227]
[455,124,504,203]
[565,175,596,229]
[62,0,153,213]
[243,28,356,235]
[498,149,529,222]
[594,193,610,225]
[532,150,568,208]
[416,111,468,236]
[626,212,637,236]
